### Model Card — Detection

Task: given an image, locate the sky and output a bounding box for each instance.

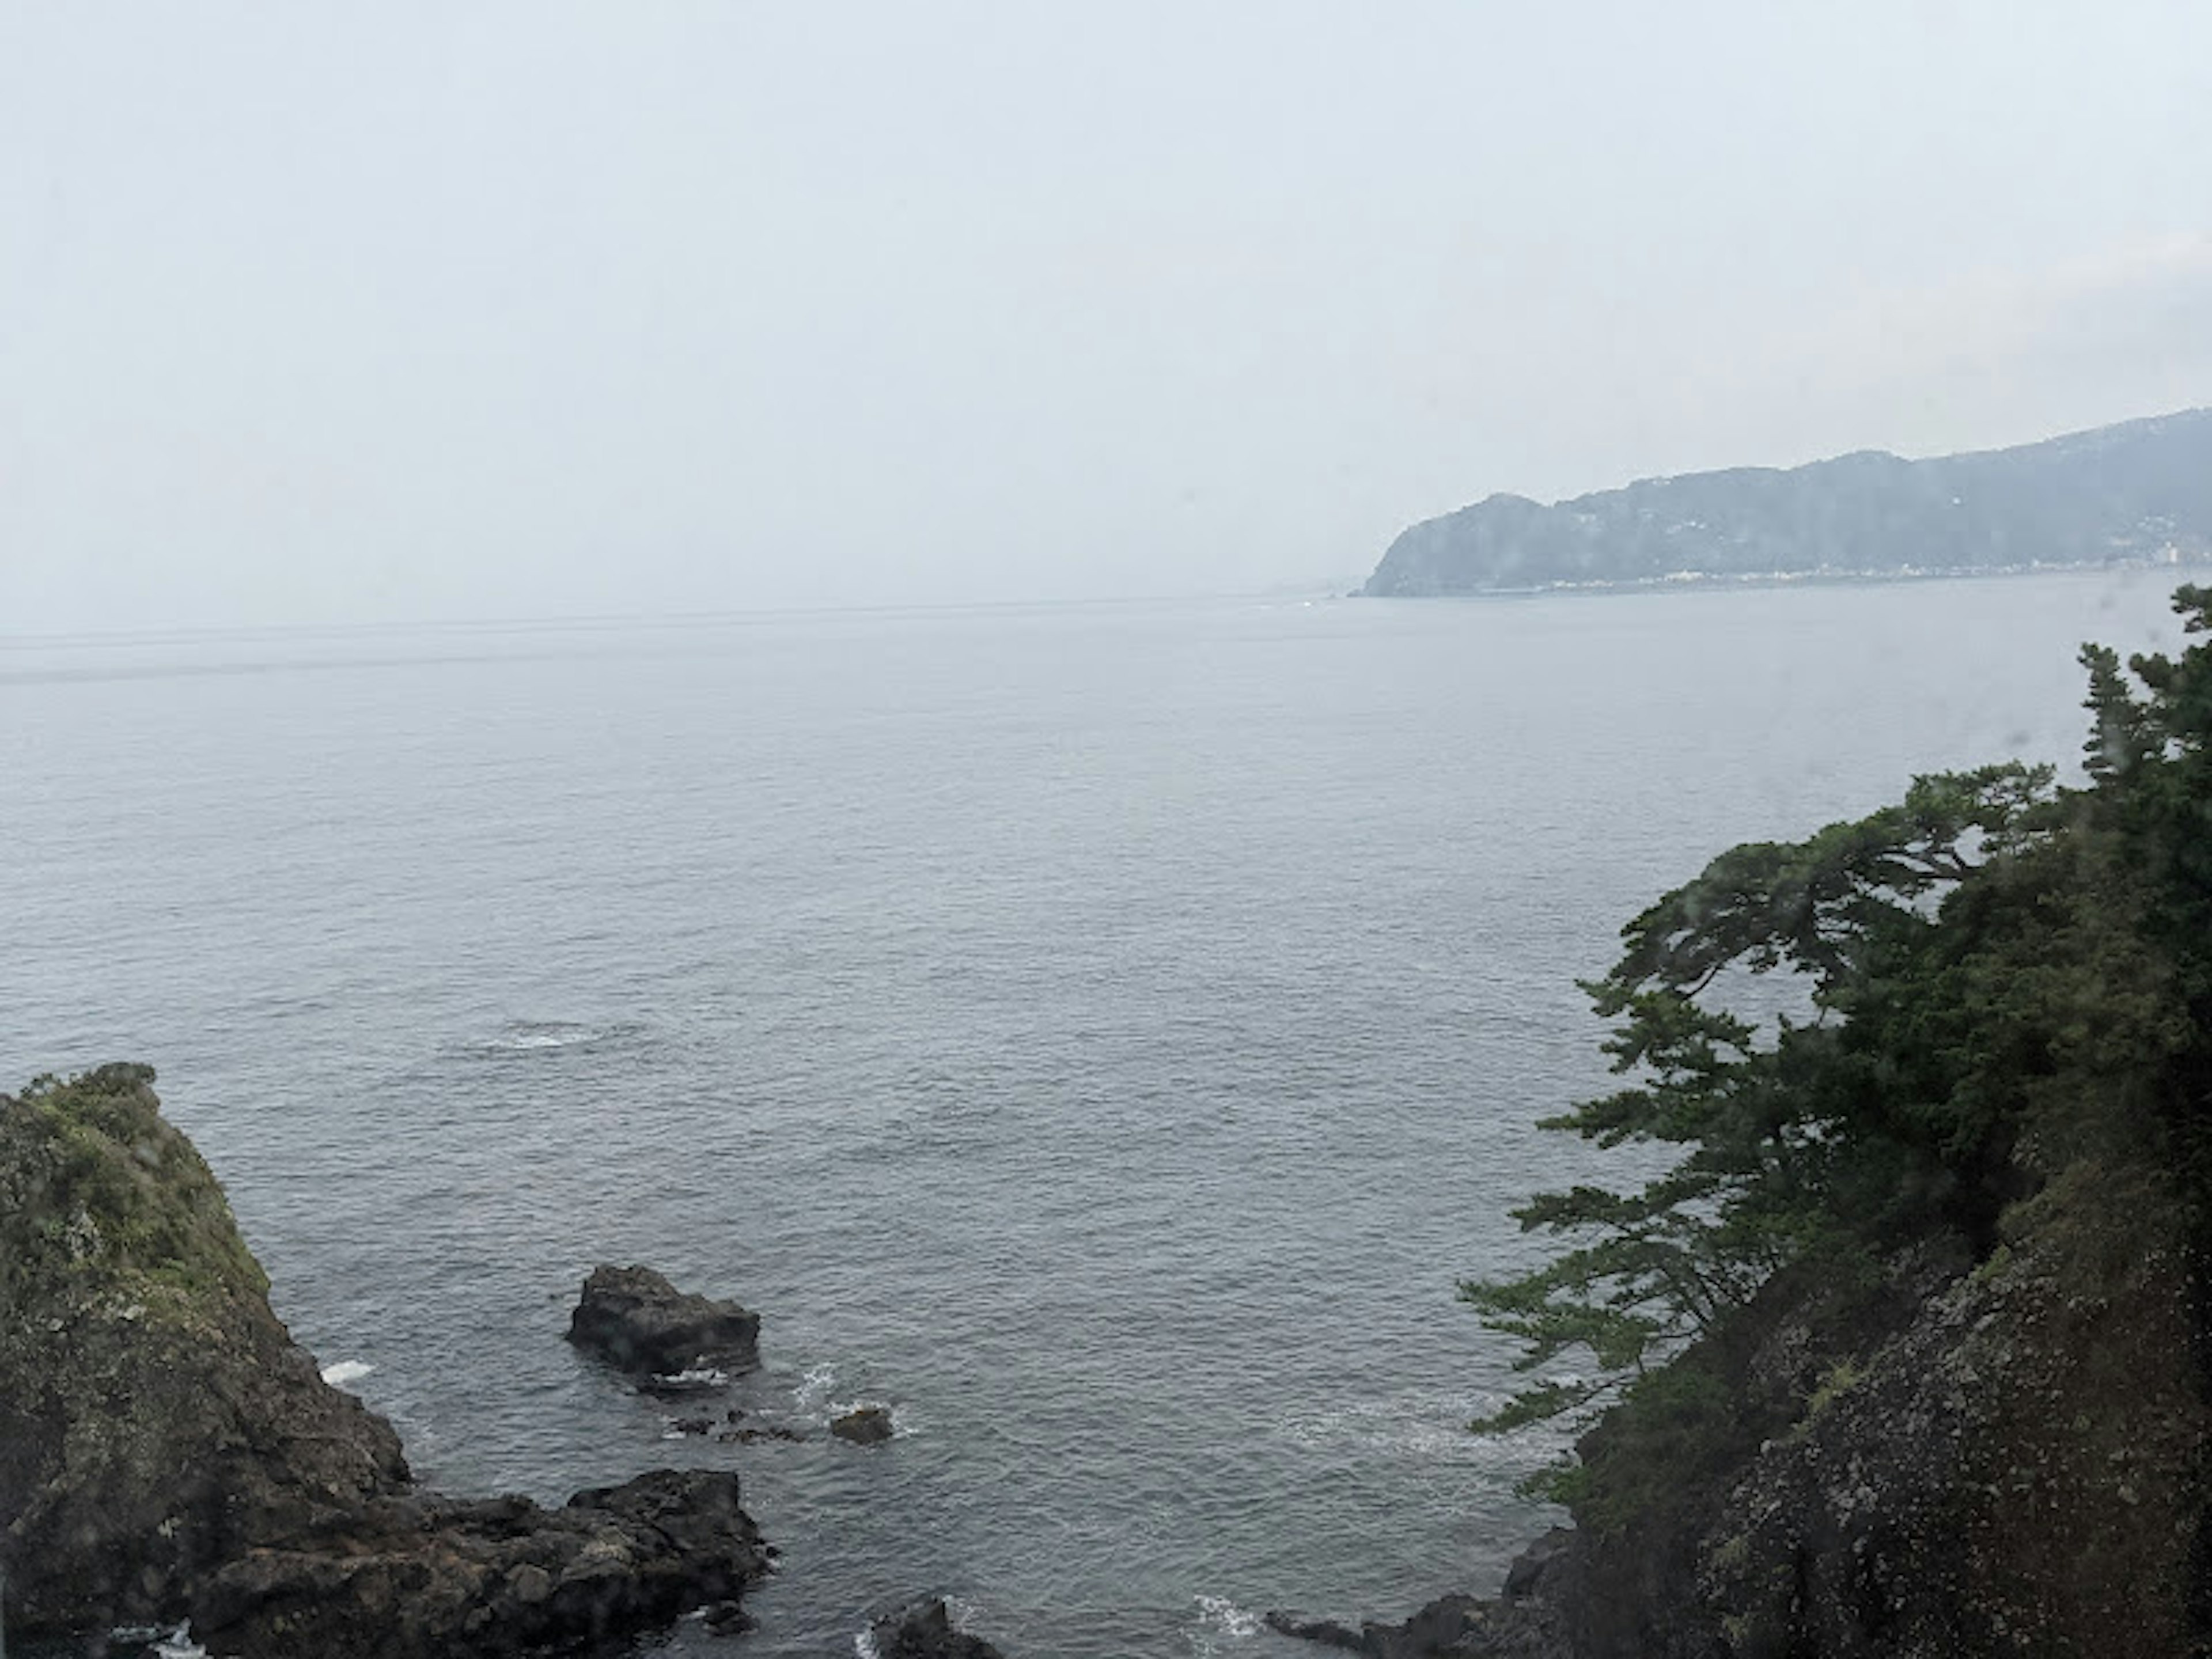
[4,1,2211,633]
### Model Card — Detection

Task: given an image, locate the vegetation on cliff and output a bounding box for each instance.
[1461,586,2212,1653]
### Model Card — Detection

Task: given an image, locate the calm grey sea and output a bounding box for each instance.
[1,573,2192,1657]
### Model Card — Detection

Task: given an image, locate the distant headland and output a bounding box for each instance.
[1361,408,2212,596]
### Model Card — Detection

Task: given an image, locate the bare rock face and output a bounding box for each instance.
[1266,1547,1571,1658]
[869,1596,1008,1659]
[0,1066,771,1655]
[1685,1159,2211,1659]
[566,1263,762,1377]
[831,1404,895,1445]
[1527,1161,2211,1659]
[192,1471,767,1659]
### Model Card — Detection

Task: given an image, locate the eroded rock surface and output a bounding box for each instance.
[1267,1536,1569,1659]
[566,1262,762,1377]
[832,1404,896,1445]
[870,1596,1008,1658]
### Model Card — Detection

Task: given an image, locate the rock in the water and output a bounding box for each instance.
[869,1596,1006,1658]
[1266,1591,1566,1658]
[0,1066,772,1655]
[566,1263,762,1376]
[831,1404,895,1444]
[192,1470,768,1659]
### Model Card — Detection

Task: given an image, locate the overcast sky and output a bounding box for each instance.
[4,2,2210,632]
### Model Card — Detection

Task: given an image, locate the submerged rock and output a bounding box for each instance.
[831,1404,895,1445]
[0,1066,771,1655]
[869,1596,1007,1658]
[566,1262,762,1377]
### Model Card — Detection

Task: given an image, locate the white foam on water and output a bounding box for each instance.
[851,1629,882,1659]
[320,1359,374,1387]
[1279,1389,1547,1462]
[792,1362,839,1415]
[153,1626,209,1658]
[1188,1595,1265,1655]
[648,1366,730,1389]
[484,1020,606,1053]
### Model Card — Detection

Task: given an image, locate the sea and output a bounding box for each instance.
[1,570,2194,1658]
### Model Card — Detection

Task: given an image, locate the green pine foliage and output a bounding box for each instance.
[1464,584,2212,1449]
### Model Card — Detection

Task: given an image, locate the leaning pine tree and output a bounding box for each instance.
[1461,585,2212,1480]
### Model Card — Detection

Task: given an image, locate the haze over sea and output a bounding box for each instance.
[2,572,2191,1657]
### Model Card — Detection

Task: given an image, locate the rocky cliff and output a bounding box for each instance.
[1361,409,2212,595]
[1537,1157,2209,1658]
[1271,1109,2209,1659]
[0,1064,771,1655]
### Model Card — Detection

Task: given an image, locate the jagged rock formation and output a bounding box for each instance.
[190,1469,766,1657]
[1268,1584,1565,1658]
[1592,1157,2208,1659]
[0,1065,771,1654]
[832,1404,896,1445]
[870,1596,1009,1658]
[565,1262,761,1377]
[1274,1154,2207,1659]
[1362,409,2212,594]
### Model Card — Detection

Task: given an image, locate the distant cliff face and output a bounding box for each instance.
[1362,410,2212,595]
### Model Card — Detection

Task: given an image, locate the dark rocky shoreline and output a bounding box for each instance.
[0,1067,774,1656]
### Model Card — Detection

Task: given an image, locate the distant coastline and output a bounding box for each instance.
[1360,408,2212,597]
[1354,550,2210,601]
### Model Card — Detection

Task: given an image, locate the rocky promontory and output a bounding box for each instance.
[1361,408,2212,595]
[0,1065,771,1654]
[870,1596,1009,1659]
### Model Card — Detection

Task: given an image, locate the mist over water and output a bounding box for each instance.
[1,574,2188,1657]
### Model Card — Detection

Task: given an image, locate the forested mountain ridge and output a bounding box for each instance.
[1362,409,2212,595]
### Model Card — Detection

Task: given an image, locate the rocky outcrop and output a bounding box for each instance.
[565,1263,761,1377]
[0,1066,771,1654]
[191,1470,766,1658]
[1279,1154,2207,1659]
[1267,1532,1572,1658]
[1463,1158,2207,1659]
[1672,1158,2210,1658]
[869,1596,1008,1658]
[1267,1594,1564,1658]
[832,1404,896,1445]
[1362,408,2212,595]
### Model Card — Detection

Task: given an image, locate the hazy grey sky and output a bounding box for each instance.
[5,2,2210,632]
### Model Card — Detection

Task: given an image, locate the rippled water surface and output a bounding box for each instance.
[1,574,2190,1656]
